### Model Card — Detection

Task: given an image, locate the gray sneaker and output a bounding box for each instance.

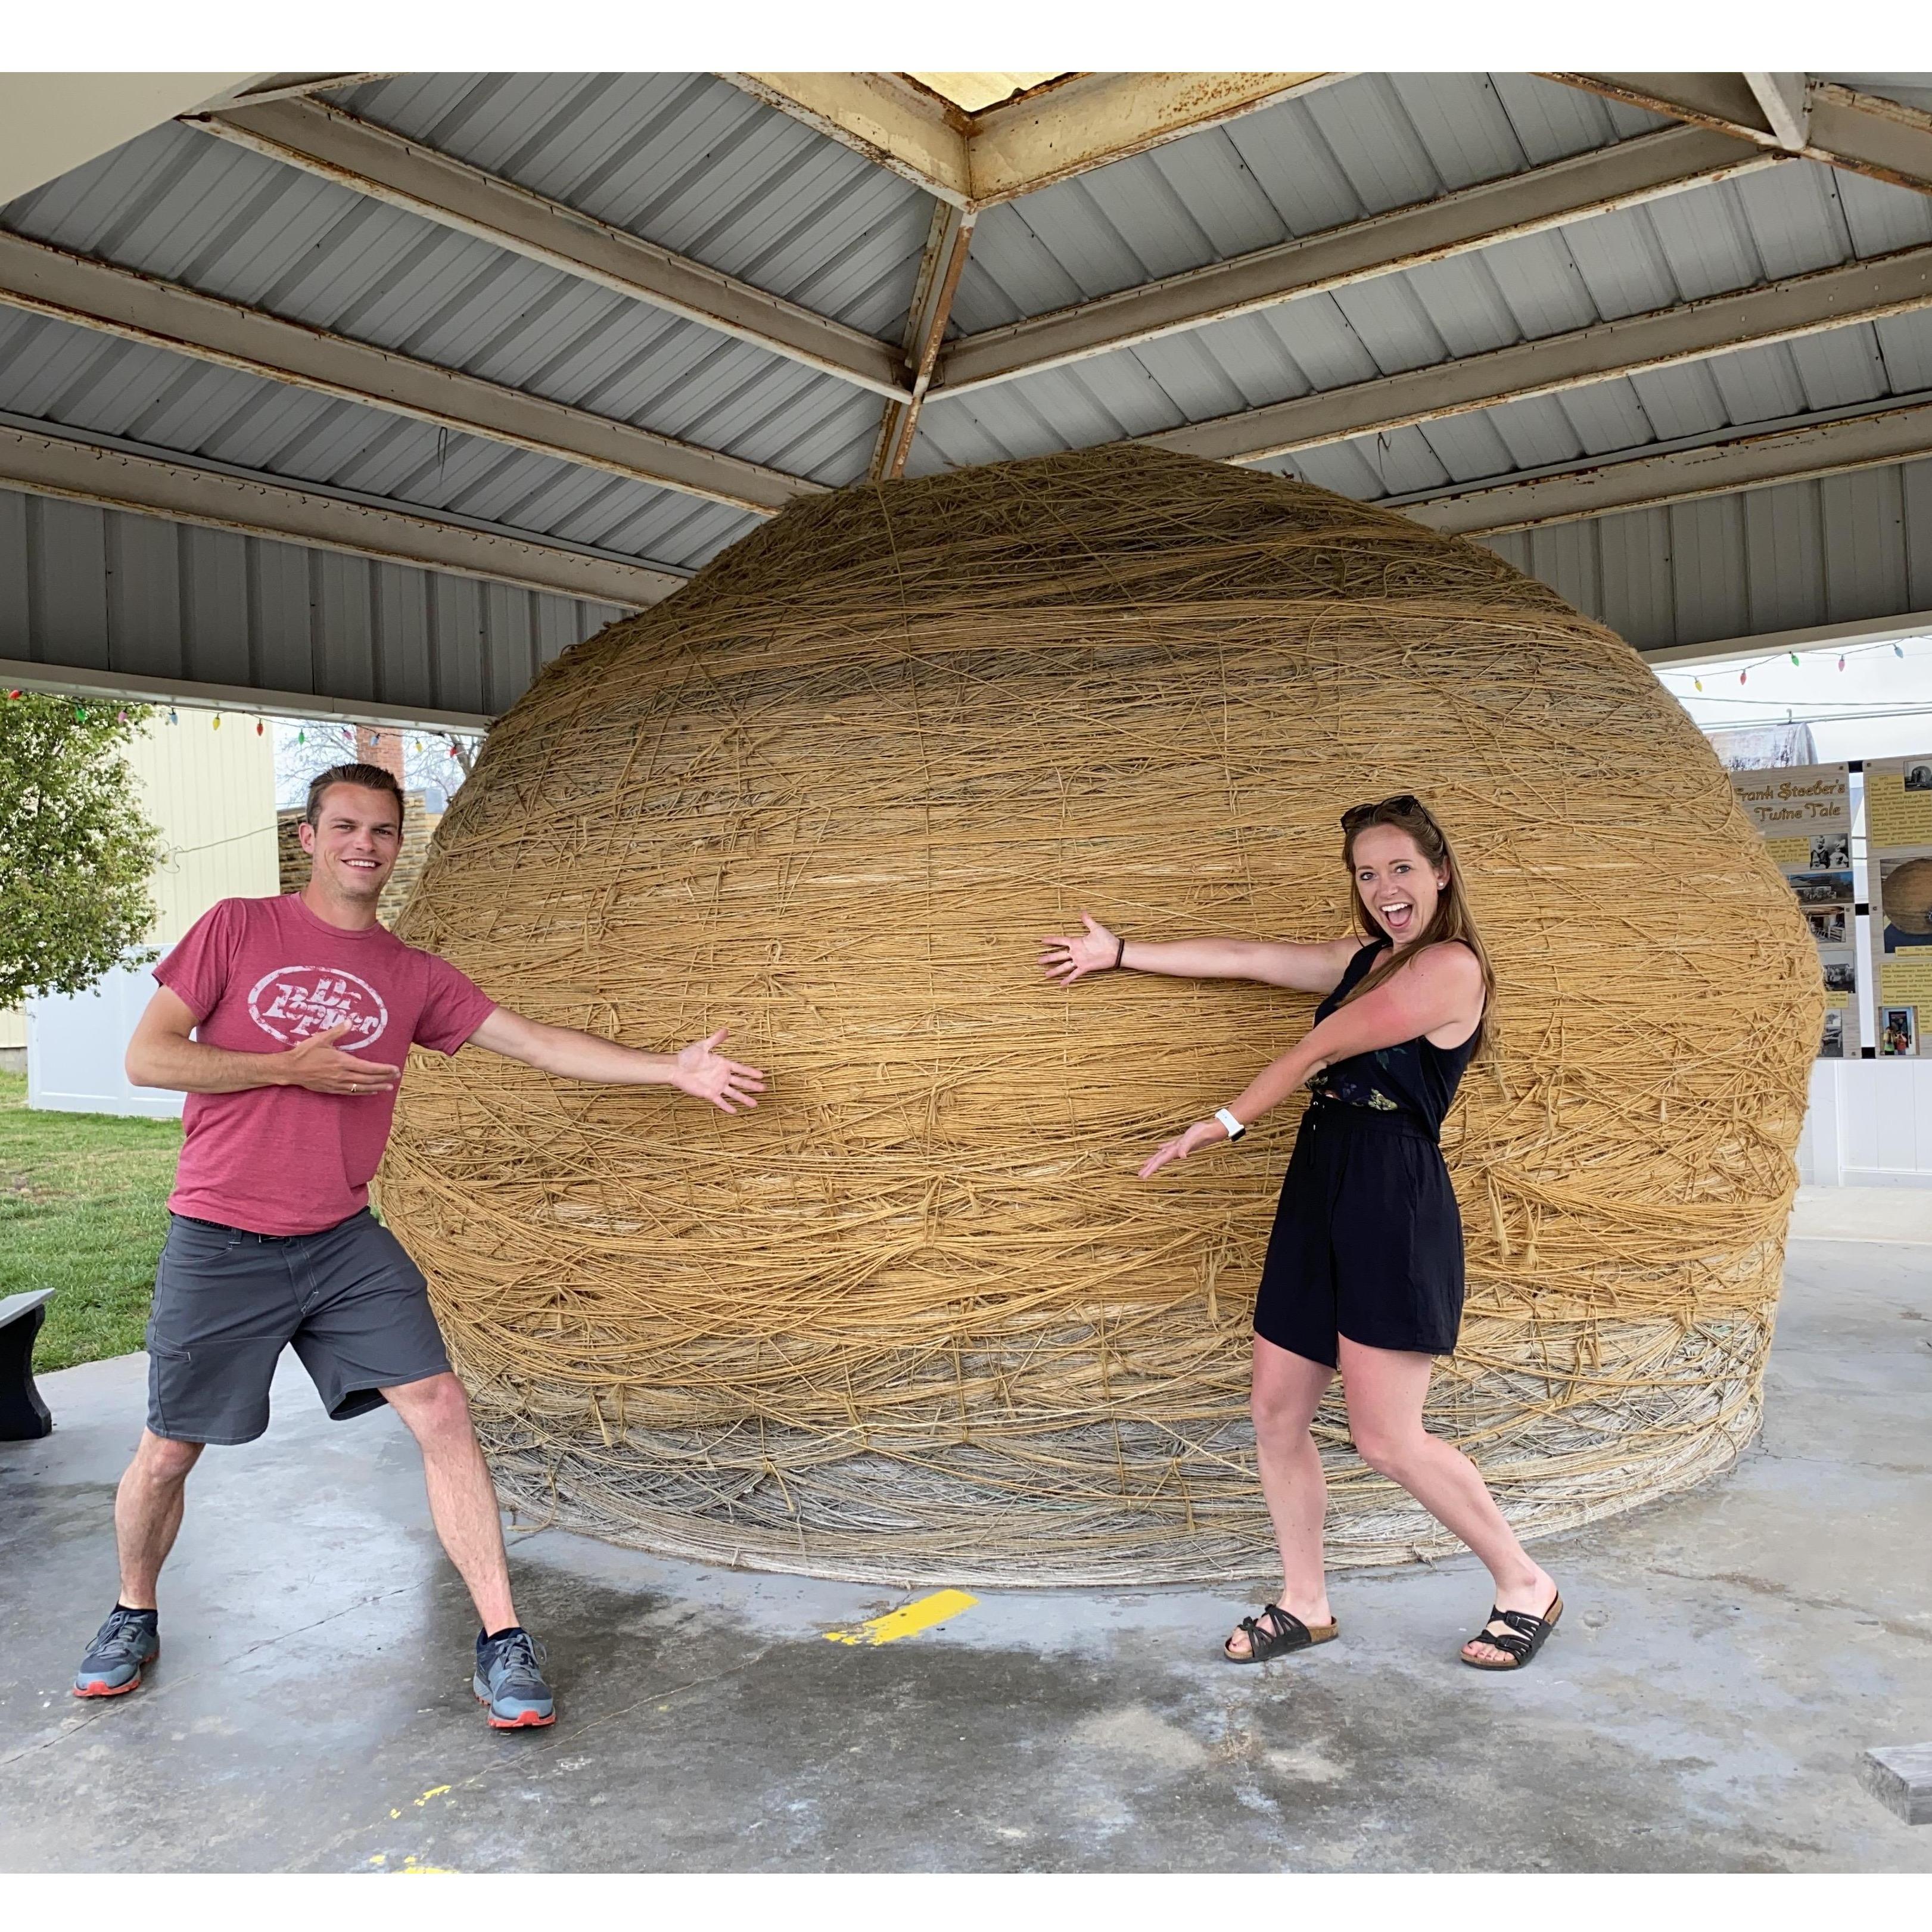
[473,1628,554,1729]
[73,1607,160,1698]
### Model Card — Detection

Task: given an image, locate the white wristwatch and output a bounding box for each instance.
[1215,1106,1247,1141]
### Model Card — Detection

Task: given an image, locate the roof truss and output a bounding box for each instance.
[1544,75,1932,195]
[930,125,1777,399]
[0,417,679,607]
[10,70,1932,653]
[0,231,822,518]
[1397,395,1932,536]
[724,71,1340,210]
[194,97,911,400]
[870,202,977,481]
[1146,244,1932,465]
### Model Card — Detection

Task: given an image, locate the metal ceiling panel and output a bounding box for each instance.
[1781,322,1893,412]
[1530,379,1656,456]
[1474,457,1932,654]
[1698,339,1812,427]
[1,98,897,500]
[1484,73,1669,160]
[340,73,934,339]
[959,72,1650,342]
[0,483,620,717]
[10,64,1932,704]
[928,136,1932,494]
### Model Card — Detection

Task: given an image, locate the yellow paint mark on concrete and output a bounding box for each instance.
[368,1853,388,1866]
[389,1809,402,1820]
[824,1588,978,1646]
[401,1855,456,1875]
[412,1785,452,1807]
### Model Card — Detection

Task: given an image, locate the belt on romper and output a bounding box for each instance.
[1304,1090,1436,1140]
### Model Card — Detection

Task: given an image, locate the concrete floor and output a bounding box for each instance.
[3,1217,1930,1872]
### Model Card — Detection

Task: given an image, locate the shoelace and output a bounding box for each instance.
[483,1630,548,1688]
[92,1611,153,1659]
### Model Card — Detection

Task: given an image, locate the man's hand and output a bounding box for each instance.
[1039,913,1121,985]
[671,1028,766,1115]
[278,1023,402,1096]
[1138,1116,1230,1181]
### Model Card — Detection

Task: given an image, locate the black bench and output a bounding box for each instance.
[0,1290,54,1439]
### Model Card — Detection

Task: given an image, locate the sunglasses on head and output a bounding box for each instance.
[1340,792,1426,830]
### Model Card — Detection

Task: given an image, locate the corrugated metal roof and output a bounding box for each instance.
[0,86,922,502]
[950,73,1670,335]
[6,67,1932,718]
[917,148,1932,495]
[338,73,935,339]
[0,483,621,718]
[1481,453,1932,652]
[0,304,760,570]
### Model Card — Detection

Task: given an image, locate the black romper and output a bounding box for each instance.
[1252,938,1480,1368]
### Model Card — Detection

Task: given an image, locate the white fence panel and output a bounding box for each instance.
[1799,1059,1932,1189]
[26,955,182,1119]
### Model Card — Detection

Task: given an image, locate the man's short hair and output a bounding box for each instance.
[304,763,406,830]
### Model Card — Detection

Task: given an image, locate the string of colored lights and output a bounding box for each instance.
[1657,632,1922,693]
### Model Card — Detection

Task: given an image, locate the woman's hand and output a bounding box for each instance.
[1138,1116,1230,1180]
[1039,913,1120,985]
[672,1028,767,1115]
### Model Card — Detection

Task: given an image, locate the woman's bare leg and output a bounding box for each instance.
[1227,1336,1338,1656]
[1337,1338,1556,1665]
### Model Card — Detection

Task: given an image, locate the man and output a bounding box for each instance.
[72,762,764,1728]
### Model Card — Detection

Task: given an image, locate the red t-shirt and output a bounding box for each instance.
[154,894,496,1236]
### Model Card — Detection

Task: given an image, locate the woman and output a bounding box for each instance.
[1038,794,1560,1672]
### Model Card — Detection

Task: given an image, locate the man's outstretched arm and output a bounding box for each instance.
[467,1010,766,1115]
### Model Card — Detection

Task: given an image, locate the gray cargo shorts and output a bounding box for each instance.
[145,1209,452,1445]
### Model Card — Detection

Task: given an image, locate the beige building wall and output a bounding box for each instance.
[124,710,280,946]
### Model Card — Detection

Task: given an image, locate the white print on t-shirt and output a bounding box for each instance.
[246,966,391,1050]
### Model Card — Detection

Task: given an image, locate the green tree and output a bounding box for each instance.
[0,692,163,1006]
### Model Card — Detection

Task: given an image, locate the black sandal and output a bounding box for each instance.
[1223,1603,1339,1664]
[1460,1591,1563,1670]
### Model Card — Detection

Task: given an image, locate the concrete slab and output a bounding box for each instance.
[1791,1187,1932,1245]
[2,1239,1929,1873]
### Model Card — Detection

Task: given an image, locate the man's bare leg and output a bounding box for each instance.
[382,1372,517,1633]
[115,1429,204,1609]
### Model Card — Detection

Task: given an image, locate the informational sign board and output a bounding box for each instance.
[1729,762,1859,1057]
[1865,755,1932,1058]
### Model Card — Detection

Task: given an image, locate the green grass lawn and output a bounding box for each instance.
[0,1069,181,1371]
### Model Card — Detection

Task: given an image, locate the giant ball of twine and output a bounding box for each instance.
[383,447,1821,1586]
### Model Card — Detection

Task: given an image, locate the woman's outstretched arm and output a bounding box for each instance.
[1138,942,1482,1179]
[1040,912,1357,993]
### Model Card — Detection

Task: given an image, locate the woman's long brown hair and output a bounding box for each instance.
[1338,795,1495,1053]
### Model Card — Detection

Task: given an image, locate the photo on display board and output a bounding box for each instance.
[1790,870,1856,906]
[1880,1006,1918,1056]
[1905,763,1932,792]
[1726,761,1858,1060]
[1878,855,1932,951]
